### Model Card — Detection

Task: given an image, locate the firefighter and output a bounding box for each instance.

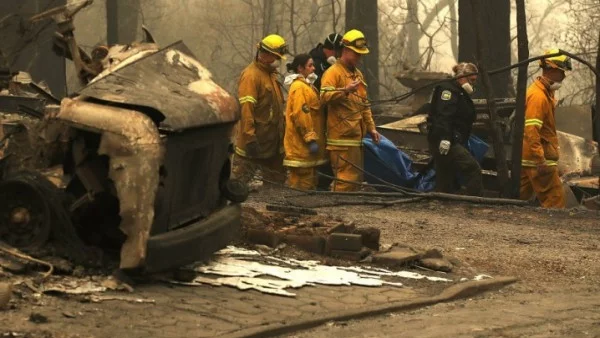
[233,34,288,185]
[427,62,483,196]
[309,33,343,189]
[320,29,380,192]
[309,33,343,90]
[282,54,327,190]
[520,49,571,208]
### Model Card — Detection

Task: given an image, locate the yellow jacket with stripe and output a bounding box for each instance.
[283,77,327,168]
[235,61,284,159]
[320,61,376,149]
[522,78,560,167]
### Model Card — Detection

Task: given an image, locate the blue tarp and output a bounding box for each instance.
[363,134,488,192]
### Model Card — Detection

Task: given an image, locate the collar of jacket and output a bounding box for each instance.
[336,60,369,88]
[284,73,305,87]
[337,60,364,80]
[253,60,276,74]
[337,59,356,73]
[290,75,317,92]
[439,79,465,95]
[534,76,554,99]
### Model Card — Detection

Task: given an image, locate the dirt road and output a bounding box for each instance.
[1,188,599,337]
[281,198,600,337]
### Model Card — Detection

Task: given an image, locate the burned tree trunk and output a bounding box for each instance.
[405,0,421,68]
[106,0,140,45]
[459,0,511,98]
[595,31,600,148]
[345,0,379,101]
[469,0,510,196]
[510,0,529,199]
[592,29,600,195]
[449,0,459,61]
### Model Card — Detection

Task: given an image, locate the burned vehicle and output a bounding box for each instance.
[0,1,247,273]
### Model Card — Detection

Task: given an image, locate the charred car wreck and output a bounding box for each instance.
[0,2,247,273]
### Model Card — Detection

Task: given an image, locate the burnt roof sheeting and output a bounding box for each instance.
[78,41,238,132]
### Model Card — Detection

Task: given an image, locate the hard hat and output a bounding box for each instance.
[539,49,572,71]
[258,34,288,60]
[324,33,343,50]
[342,29,369,54]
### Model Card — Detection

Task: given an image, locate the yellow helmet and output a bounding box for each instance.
[539,49,572,71]
[258,34,288,60]
[342,29,369,54]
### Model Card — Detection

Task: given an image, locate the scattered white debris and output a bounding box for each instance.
[88,295,155,304]
[42,281,106,295]
[195,257,385,287]
[216,246,263,256]
[338,266,452,282]
[39,277,132,295]
[175,277,303,297]
[473,274,493,281]
[174,246,453,297]
[379,243,394,252]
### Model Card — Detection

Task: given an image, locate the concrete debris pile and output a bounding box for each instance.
[0,239,152,312]
[241,206,460,273]
[0,255,158,312]
[242,205,380,261]
[0,271,149,312]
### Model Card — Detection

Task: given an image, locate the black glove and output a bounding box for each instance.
[245,141,260,157]
[308,141,319,154]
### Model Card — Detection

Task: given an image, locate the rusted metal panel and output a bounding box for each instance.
[54,98,160,144]
[150,124,231,235]
[55,98,163,269]
[0,96,46,116]
[78,41,239,132]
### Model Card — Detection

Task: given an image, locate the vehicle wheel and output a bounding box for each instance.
[0,173,53,251]
[221,179,249,203]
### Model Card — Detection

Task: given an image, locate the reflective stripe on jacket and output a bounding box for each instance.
[283,77,328,168]
[235,61,284,159]
[522,78,560,167]
[320,61,375,150]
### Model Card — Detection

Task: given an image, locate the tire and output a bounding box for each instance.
[220,179,249,203]
[0,172,53,251]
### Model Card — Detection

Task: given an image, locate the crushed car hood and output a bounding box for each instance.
[78,41,238,132]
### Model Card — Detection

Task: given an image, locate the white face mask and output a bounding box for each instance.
[461,82,474,94]
[549,82,562,90]
[306,73,318,84]
[270,59,281,70]
[327,56,337,65]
